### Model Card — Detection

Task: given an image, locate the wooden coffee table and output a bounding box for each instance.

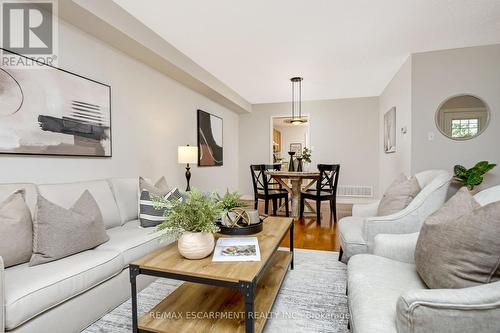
[130,216,294,333]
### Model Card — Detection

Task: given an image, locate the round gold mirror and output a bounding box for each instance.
[435,95,490,141]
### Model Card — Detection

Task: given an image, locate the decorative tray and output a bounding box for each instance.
[216,219,263,235]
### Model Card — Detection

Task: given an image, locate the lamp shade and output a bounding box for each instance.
[178,146,198,164]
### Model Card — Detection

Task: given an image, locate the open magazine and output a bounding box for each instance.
[212,237,261,262]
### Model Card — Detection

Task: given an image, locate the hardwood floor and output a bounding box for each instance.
[257,201,353,252]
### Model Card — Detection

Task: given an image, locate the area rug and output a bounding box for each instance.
[83,249,349,333]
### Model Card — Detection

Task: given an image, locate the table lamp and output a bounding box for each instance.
[178,145,198,191]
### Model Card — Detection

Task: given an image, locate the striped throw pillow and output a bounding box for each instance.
[139,188,182,227]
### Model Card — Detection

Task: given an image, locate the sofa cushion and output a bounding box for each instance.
[347,254,426,333]
[97,220,166,264]
[38,180,121,229]
[378,174,421,216]
[0,183,37,217]
[338,216,367,260]
[416,187,500,289]
[0,190,33,268]
[4,249,123,330]
[30,191,110,266]
[108,178,139,224]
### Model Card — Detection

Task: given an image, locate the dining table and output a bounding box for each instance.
[267,170,321,219]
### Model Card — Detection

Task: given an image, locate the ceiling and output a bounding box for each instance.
[114,0,500,104]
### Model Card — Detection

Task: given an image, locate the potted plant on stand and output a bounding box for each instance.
[154,189,221,259]
[454,161,496,193]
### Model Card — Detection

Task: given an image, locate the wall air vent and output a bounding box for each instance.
[337,185,373,198]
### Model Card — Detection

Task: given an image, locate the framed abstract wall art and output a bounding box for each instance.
[0,49,112,157]
[197,109,223,166]
[384,107,396,154]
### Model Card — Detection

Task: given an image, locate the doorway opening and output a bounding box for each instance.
[271,116,310,170]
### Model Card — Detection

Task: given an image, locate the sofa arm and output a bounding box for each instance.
[1,256,4,333]
[363,210,421,251]
[373,233,419,264]
[396,281,500,333]
[352,200,380,217]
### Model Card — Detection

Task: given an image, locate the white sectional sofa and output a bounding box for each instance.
[0,178,169,333]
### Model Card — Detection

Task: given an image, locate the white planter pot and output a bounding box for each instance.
[177,232,215,259]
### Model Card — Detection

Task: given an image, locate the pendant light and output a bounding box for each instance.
[290,76,307,125]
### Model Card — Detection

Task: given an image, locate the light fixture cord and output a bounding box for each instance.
[299,79,302,118]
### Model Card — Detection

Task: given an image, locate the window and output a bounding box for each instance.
[451,118,479,139]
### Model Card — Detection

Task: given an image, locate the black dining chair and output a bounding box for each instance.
[250,164,289,216]
[299,164,340,223]
[264,164,284,202]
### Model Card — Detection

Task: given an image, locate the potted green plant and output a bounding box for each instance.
[215,190,246,226]
[154,189,221,259]
[301,147,312,170]
[454,161,496,192]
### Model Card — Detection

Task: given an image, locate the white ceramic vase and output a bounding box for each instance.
[177,232,215,259]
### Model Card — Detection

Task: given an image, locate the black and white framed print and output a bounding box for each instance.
[0,49,112,157]
[289,143,302,154]
[197,109,223,166]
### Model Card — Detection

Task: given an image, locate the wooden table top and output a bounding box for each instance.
[267,170,320,179]
[132,216,293,283]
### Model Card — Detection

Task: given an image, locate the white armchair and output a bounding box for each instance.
[338,169,452,262]
[348,231,500,333]
[346,185,500,333]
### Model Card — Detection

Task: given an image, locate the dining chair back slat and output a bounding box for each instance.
[250,164,289,216]
[300,164,341,223]
[316,164,340,193]
[250,164,268,194]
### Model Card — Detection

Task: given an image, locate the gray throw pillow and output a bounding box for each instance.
[140,187,182,228]
[139,176,171,227]
[0,190,33,267]
[415,187,500,289]
[30,190,109,266]
[377,173,421,216]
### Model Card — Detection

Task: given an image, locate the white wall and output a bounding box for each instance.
[378,57,412,193]
[0,19,239,193]
[239,97,379,197]
[411,44,500,190]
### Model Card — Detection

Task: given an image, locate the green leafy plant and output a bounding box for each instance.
[454,161,496,190]
[153,189,221,239]
[301,147,312,163]
[216,189,245,212]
